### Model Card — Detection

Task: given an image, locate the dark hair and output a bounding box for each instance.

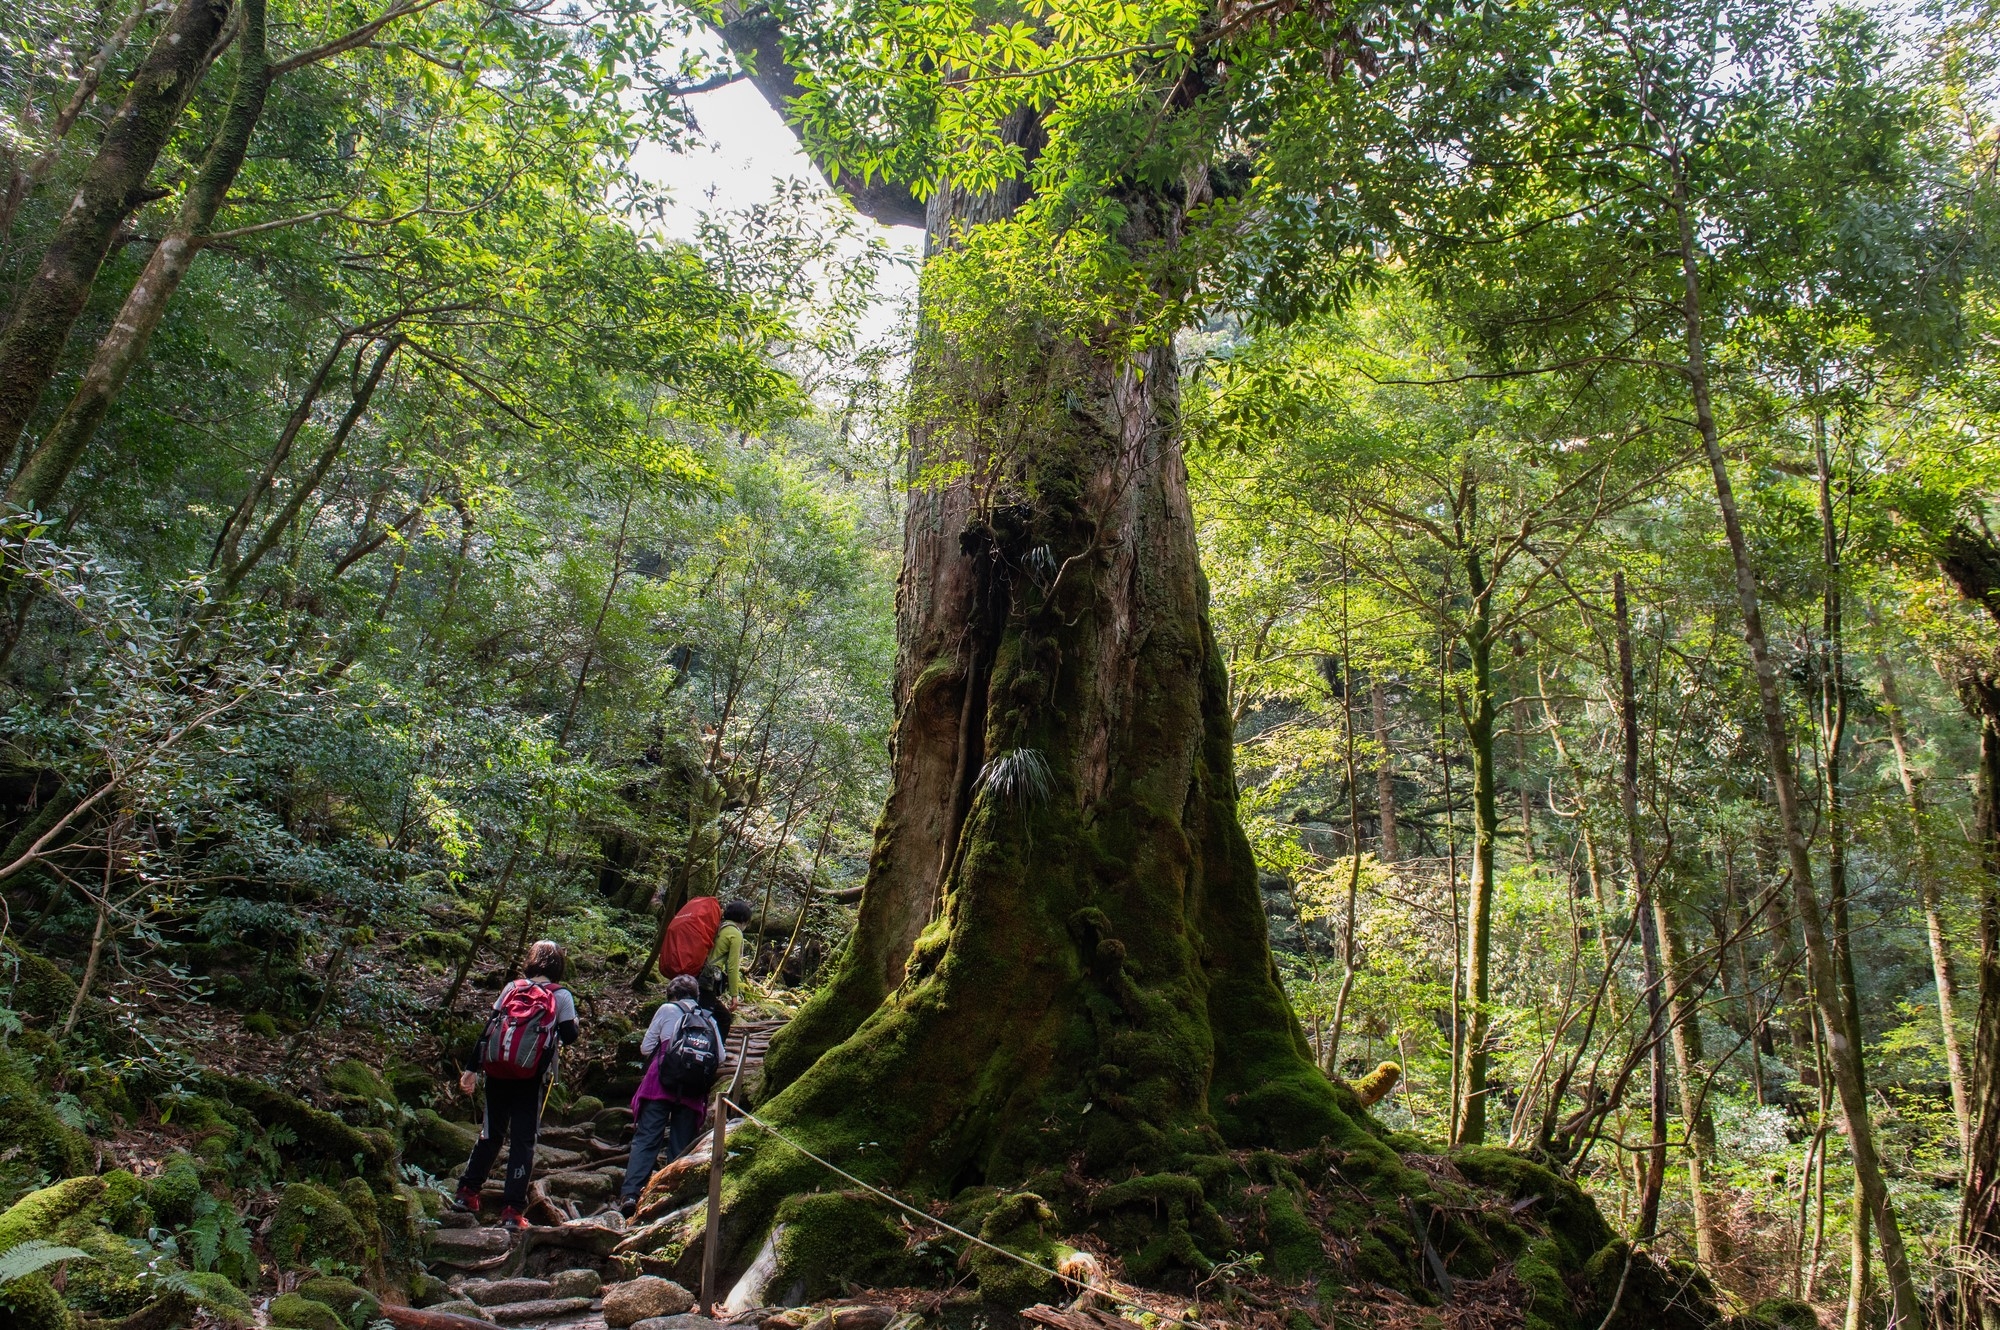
[524,940,567,982]
[722,900,753,924]
[667,974,699,1000]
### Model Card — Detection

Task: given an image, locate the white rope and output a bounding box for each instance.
[719,1097,1189,1326]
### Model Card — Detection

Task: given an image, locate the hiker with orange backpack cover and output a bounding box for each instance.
[656,895,750,1042]
[453,940,579,1226]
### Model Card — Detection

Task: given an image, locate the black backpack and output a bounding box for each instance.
[655,1000,721,1092]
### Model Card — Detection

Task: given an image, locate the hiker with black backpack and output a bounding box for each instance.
[618,973,722,1216]
[454,940,579,1227]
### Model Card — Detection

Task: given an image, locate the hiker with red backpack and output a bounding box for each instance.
[618,972,722,1215]
[454,940,579,1226]
[656,895,751,1042]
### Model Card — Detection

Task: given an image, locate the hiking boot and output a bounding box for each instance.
[618,1198,637,1219]
[450,1187,481,1215]
[497,1206,529,1229]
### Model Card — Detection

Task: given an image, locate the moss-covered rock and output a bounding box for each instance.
[269,1292,348,1330]
[243,1013,281,1038]
[144,1154,204,1228]
[0,1272,73,1330]
[1738,1297,1818,1330]
[208,1074,394,1176]
[296,1275,380,1328]
[182,1271,252,1319]
[0,1178,99,1250]
[269,1181,371,1272]
[0,1045,92,1184]
[55,1224,148,1317]
[404,1110,478,1174]
[327,1061,397,1107]
[1581,1241,1721,1330]
[1454,1147,1613,1269]
[771,1191,913,1301]
[970,1192,1062,1310]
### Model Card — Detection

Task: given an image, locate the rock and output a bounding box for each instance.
[297,1275,381,1326]
[536,1143,587,1169]
[429,1225,514,1260]
[551,1269,603,1299]
[602,1276,696,1326]
[484,1297,596,1323]
[411,1272,455,1307]
[436,1209,480,1229]
[546,1170,615,1205]
[270,1294,347,1330]
[462,1278,553,1306]
[630,1319,723,1330]
[427,1300,495,1322]
[270,1181,374,1272]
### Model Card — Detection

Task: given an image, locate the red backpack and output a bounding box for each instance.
[480,980,562,1080]
[659,896,721,978]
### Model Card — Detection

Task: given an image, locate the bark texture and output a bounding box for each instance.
[0,0,232,470]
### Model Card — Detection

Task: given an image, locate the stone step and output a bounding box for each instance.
[486,1296,597,1323]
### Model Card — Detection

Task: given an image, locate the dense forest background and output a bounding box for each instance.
[3,0,2000,1326]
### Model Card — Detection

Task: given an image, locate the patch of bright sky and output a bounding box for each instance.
[630,53,925,345]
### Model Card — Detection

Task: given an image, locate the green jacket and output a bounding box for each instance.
[705,921,744,1000]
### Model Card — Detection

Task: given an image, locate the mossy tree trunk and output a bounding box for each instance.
[1454,541,1500,1146]
[692,116,1374,1285]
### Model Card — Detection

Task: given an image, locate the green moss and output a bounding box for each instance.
[182,1271,252,1318]
[243,1013,281,1038]
[0,1273,73,1330]
[1453,1147,1611,1269]
[56,1224,147,1317]
[1088,1173,1229,1281]
[404,1110,477,1175]
[296,1276,380,1328]
[1257,1182,1321,1282]
[567,1094,605,1121]
[772,1191,914,1300]
[1515,1238,1571,1330]
[145,1154,203,1228]
[0,1176,117,1251]
[208,1074,392,1176]
[269,1182,370,1273]
[2,943,79,1024]
[269,1293,347,1330]
[1741,1297,1818,1330]
[970,1192,1061,1310]
[1580,1241,1720,1330]
[326,1062,396,1107]
[0,1046,92,1183]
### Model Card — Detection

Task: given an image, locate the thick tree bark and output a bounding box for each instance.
[1671,171,1921,1328]
[10,0,270,515]
[715,181,1380,1281]
[0,0,232,470]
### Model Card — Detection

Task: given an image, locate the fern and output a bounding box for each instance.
[0,1240,92,1285]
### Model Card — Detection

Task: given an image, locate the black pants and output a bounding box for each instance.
[459,1076,543,1210]
[620,1097,705,1202]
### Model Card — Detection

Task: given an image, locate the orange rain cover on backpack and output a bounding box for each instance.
[659,895,722,978]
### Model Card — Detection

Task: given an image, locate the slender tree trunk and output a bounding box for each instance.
[1878,653,1972,1162]
[1655,887,1725,1270]
[1372,678,1399,863]
[11,0,270,515]
[1455,545,1499,1146]
[1960,669,2000,1330]
[1671,170,1921,1329]
[0,0,158,239]
[1615,572,1668,1242]
[0,0,232,468]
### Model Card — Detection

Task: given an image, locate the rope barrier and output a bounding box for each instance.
[718,1097,1193,1326]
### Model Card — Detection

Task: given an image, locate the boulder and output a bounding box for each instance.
[296,1276,380,1328]
[425,1300,494,1322]
[630,1318,723,1330]
[602,1276,696,1327]
[534,1144,587,1170]
[545,1171,615,1205]
[462,1278,552,1307]
[269,1294,347,1330]
[485,1297,596,1323]
[428,1224,514,1265]
[550,1269,603,1299]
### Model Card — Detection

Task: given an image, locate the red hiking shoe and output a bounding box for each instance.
[451,1186,481,1215]
[497,1206,529,1229]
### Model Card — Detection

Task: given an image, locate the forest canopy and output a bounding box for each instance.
[1,0,1999,1327]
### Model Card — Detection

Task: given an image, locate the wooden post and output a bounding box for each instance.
[701,1080,726,1313]
[701,1031,748,1314]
